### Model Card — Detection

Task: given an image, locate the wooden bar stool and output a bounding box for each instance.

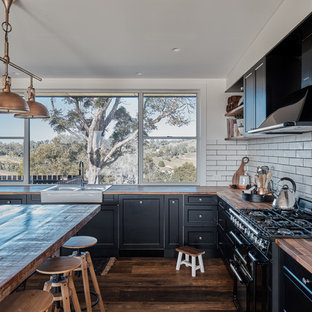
[176,246,205,277]
[37,256,82,312]
[63,236,105,312]
[0,290,53,312]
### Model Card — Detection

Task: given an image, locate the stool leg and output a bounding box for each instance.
[86,252,106,312]
[60,281,71,312]
[191,256,196,277]
[81,255,92,312]
[198,255,205,273]
[68,274,82,312]
[176,252,183,270]
[185,254,189,264]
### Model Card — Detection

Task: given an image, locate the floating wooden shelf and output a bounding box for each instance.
[225,105,243,117]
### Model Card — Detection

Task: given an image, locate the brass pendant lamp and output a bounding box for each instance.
[0,0,48,117]
[14,77,49,119]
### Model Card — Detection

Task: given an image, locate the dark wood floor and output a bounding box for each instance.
[26,257,236,312]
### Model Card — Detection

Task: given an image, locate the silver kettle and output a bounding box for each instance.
[272,177,296,210]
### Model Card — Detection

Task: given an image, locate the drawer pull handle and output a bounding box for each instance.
[199,198,202,202]
[6,200,11,204]
[172,201,175,204]
[302,277,311,285]
[139,201,143,204]
[199,236,203,240]
[199,214,203,218]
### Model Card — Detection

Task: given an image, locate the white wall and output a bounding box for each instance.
[226,0,312,89]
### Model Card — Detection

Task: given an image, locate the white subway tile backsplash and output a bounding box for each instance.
[206,133,312,197]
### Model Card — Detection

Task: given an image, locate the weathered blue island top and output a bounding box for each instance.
[0,203,101,301]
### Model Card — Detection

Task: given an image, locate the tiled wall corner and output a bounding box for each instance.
[206,133,312,198]
[247,133,312,199]
[206,139,248,186]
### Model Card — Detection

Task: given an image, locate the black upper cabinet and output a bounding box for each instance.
[244,58,266,132]
[244,70,255,132]
[302,33,312,88]
[119,195,164,249]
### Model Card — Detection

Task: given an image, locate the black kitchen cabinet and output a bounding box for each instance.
[217,199,234,264]
[278,249,312,312]
[26,194,41,204]
[164,195,183,257]
[119,195,164,249]
[302,33,312,88]
[0,194,27,204]
[76,204,118,257]
[244,58,266,133]
[184,195,218,258]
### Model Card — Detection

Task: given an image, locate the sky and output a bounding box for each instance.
[0,96,196,141]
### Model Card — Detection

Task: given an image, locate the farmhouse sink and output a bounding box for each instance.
[41,184,112,203]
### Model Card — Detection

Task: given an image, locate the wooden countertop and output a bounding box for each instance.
[217,188,272,210]
[0,203,101,301]
[276,238,312,274]
[106,185,225,194]
[0,185,50,194]
[0,185,226,195]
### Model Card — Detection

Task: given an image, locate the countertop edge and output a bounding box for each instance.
[275,238,312,275]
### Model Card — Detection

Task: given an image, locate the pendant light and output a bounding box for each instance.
[0,0,28,113]
[0,0,48,117]
[14,77,49,119]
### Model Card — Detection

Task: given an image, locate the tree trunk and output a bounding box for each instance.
[87,161,101,184]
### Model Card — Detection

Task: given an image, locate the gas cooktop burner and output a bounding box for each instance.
[276,228,294,236]
[237,207,312,239]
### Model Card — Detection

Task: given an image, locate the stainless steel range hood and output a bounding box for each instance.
[248,86,312,134]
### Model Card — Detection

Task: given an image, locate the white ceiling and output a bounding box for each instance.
[4,0,284,79]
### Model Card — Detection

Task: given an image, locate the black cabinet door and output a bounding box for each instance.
[119,195,164,249]
[255,60,266,128]
[244,70,255,132]
[77,205,118,257]
[302,34,312,88]
[165,195,183,250]
[26,194,41,204]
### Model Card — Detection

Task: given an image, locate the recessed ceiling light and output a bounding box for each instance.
[172,48,181,52]
[136,72,143,76]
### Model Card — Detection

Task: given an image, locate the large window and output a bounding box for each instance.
[1,92,198,184]
[142,94,197,183]
[0,114,25,182]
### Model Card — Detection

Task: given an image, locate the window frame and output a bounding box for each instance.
[0,90,200,185]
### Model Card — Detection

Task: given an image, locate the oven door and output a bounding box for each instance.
[230,258,252,312]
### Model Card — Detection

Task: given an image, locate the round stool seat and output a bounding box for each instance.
[63,236,97,249]
[0,290,53,312]
[37,256,81,275]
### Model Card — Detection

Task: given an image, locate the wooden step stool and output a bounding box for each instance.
[176,246,205,277]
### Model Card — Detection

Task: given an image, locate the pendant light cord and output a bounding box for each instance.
[1,4,12,89]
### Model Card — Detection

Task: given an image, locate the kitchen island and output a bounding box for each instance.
[0,203,101,301]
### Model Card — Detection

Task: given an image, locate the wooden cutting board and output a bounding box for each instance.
[232,156,249,187]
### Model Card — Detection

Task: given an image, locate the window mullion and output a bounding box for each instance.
[138,92,144,184]
[24,119,30,184]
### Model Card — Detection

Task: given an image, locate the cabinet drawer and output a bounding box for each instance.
[185,195,217,205]
[0,195,26,204]
[0,199,23,204]
[184,227,217,246]
[185,207,217,226]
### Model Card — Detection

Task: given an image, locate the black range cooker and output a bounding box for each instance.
[217,197,312,312]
